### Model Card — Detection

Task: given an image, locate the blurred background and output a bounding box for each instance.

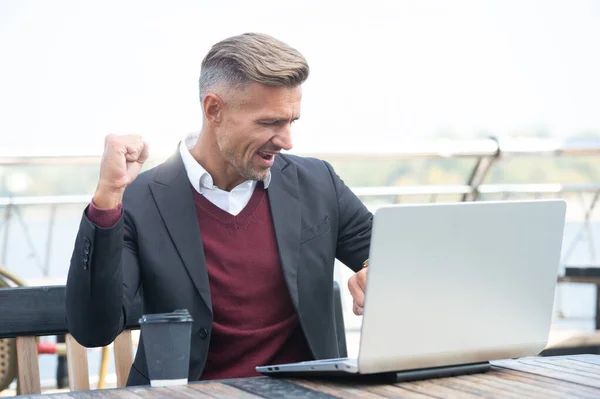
[1,0,600,393]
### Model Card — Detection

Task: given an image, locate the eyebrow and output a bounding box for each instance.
[256,116,301,124]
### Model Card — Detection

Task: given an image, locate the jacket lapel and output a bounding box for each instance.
[148,151,212,312]
[267,156,301,310]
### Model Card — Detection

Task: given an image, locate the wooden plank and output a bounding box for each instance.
[359,383,438,398]
[66,333,90,391]
[90,386,167,399]
[2,286,67,338]
[0,286,143,338]
[467,371,566,398]
[293,379,387,399]
[513,357,600,380]
[113,330,134,388]
[39,393,89,399]
[536,357,600,372]
[103,390,147,399]
[457,374,548,399]
[482,369,600,399]
[469,371,581,399]
[526,357,600,376]
[494,358,600,389]
[188,381,265,398]
[114,386,156,398]
[435,375,525,398]
[225,378,340,398]
[15,336,41,395]
[88,391,131,398]
[399,379,483,399]
[129,386,185,398]
[164,385,215,398]
[65,390,121,399]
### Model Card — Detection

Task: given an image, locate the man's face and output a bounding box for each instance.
[215,83,302,182]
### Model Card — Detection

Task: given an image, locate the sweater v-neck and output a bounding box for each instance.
[192,181,266,230]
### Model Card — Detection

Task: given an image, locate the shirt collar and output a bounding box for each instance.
[179,132,271,193]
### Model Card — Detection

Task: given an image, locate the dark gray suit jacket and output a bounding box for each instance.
[65,150,372,386]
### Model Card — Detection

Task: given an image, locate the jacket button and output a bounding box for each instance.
[83,247,90,255]
[198,328,208,339]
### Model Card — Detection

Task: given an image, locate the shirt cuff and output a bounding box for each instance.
[87,200,122,228]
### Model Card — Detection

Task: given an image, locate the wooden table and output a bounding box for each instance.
[17,355,600,398]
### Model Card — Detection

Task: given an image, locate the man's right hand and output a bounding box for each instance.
[92,134,150,209]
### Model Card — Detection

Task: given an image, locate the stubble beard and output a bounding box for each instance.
[217,134,268,182]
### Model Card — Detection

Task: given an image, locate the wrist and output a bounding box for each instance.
[93,184,124,209]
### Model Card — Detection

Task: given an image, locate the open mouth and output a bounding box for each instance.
[257,151,274,160]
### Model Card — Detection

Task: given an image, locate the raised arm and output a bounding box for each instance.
[65,134,149,347]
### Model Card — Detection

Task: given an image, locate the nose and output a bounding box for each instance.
[272,125,293,151]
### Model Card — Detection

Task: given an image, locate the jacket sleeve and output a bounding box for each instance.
[324,160,373,272]
[65,204,141,347]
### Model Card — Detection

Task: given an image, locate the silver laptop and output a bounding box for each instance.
[256,199,567,380]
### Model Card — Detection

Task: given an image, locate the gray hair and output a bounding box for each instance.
[198,33,309,103]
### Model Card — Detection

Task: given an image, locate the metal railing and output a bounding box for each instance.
[3,136,600,163]
[2,136,600,280]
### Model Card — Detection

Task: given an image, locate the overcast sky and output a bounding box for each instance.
[1,0,599,155]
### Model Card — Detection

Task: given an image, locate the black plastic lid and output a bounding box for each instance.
[139,309,194,324]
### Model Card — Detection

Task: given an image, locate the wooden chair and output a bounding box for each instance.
[0,285,142,395]
[1,282,347,395]
[0,266,27,392]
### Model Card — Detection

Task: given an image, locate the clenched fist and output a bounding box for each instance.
[348,267,368,315]
[93,134,149,209]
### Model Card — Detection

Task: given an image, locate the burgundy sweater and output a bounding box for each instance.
[87,183,313,380]
[193,183,312,380]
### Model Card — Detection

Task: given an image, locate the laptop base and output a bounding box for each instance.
[393,361,491,382]
[262,361,491,383]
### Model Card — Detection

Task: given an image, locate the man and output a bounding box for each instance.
[65,32,372,385]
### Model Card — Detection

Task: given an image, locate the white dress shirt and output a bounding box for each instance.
[179,132,272,216]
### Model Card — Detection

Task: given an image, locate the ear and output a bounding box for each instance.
[202,93,223,125]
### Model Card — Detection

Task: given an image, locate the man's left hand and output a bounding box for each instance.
[348,267,368,315]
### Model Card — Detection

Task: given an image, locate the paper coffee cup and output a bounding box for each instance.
[139,309,194,387]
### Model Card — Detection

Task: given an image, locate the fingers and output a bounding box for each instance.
[97,134,148,200]
[105,134,145,162]
[123,137,147,163]
[348,275,364,308]
[353,302,364,316]
[356,267,367,292]
[348,269,368,305]
[124,140,149,185]
[348,268,368,316]
[138,141,150,163]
